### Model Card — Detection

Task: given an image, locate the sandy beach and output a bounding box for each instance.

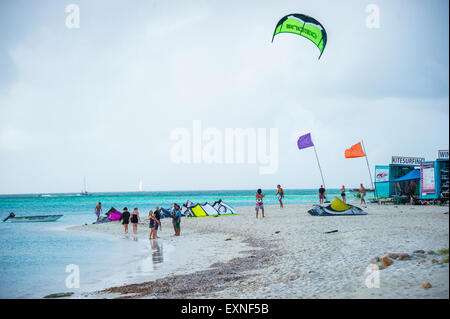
[69,199,449,299]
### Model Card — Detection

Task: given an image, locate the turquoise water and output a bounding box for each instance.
[0,189,368,298]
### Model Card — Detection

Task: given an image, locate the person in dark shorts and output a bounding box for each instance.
[341,185,346,203]
[154,206,161,238]
[130,208,141,234]
[119,207,131,234]
[148,210,156,239]
[318,185,326,206]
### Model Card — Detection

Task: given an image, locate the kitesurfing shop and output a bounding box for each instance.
[374,151,449,204]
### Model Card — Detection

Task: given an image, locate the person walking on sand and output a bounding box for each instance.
[318,185,326,206]
[148,210,158,240]
[119,207,131,234]
[171,204,182,236]
[276,185,284,208]
[255,189,265,218]
[341,185,346,203]
[359,184,366,205]
[95,202,102,221]
[130,208,141,234]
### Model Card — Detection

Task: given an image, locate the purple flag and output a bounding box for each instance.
[297,133,314,150]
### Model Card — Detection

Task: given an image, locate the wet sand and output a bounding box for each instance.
[70,200,449,299]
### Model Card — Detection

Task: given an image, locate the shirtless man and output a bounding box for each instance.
[95,202,102,221]
[276,185,284,208]
[359,184,366,205]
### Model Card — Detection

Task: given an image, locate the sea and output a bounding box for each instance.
[0,189,370,298]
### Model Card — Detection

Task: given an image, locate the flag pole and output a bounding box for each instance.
[361,140,378,202]
[312,143,326,189]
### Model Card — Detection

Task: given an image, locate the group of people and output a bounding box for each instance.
[254,183,369,218]
[94,202,183,238]
[96,183,369,231]
[318,183,367,206]
[254,185,285,219]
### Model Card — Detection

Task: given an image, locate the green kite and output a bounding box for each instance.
[272,13,327,59]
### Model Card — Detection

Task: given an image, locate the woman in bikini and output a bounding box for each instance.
[130,208,141,234]
[255,189,265,218]
[148,210,155,239]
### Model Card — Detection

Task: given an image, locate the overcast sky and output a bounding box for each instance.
[0,0,448,194]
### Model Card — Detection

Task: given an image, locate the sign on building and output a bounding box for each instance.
[421,162,436,195]
[438,150,449,159]
[375,168,389,182]
[391,156,425,166]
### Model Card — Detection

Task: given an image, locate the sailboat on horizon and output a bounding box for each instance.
[80,177,89,196]
[138,180,143,192]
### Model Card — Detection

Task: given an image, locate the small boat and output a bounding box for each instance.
[3,213,63,223]
[79,177,89,196]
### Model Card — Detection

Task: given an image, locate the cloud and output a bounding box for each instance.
[0,0,448,193]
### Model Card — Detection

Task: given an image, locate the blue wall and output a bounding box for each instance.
[375,165,390,198]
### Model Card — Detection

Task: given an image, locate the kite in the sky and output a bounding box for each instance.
[272,13,327,59]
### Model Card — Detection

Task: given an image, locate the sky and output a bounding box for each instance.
[0,0,448,194]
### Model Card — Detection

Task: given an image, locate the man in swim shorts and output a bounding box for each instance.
[95,202,102,221]
[318,185,326,206]
[276,184,284,208]
[359,184,366,205]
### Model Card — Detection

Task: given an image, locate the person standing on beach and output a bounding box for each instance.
[119,207,131,234]
[359,184,366,205]
[341,185,346,203]
[171,204,182,236]
[130,208,141,234]
[148,210,157,239]
[276,185,284,208]
[318,185,326,206]
[154,206,161,238]
[255,189,265,218]
[408,181,416,205]
[95,202,102,221]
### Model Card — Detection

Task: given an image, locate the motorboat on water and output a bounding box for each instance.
[2,213,63,223]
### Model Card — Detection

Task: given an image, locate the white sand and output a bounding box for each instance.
[70,199,449,299]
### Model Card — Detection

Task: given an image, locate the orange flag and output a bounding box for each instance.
[345,142,366,158]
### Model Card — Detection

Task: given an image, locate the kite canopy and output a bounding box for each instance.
[308,197,367,216]
[107,207,122,221]
[183,200,237,218]
[272,13,327,59]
